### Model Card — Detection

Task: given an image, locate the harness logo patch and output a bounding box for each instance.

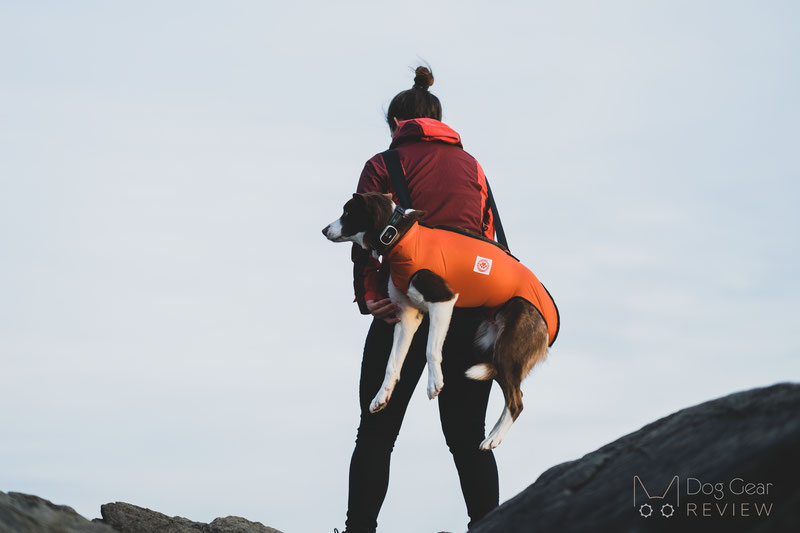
[474,256,493,275]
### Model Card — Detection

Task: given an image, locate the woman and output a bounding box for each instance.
[344,66,500,533]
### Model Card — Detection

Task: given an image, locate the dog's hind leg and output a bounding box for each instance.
[369,283,424,414]
[480,381,519,451]
[480,299,549,450]
[407,270,458,400]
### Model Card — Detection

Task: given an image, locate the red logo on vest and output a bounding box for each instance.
[474,256,493,275]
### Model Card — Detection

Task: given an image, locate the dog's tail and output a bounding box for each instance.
[465,363,497,381]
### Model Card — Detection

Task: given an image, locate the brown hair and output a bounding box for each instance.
[386,66,442,131]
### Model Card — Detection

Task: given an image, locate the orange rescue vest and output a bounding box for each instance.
[385,223,560,346]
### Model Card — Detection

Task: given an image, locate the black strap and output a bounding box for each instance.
[485,180,508,249]
[381,148,509,249]
[381,149,412,209]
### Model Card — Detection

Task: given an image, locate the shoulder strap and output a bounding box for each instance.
[381,149,412,209]
[381,148,509,249]
[484,180,508,249]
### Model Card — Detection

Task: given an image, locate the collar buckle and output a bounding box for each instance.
[378,225,399,246]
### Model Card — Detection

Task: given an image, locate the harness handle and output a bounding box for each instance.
[381,148,509,250]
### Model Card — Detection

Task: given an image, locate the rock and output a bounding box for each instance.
[4,383,795,533]
[0,492,283,533]
[0,491,116,533]
[97,502,283,533]
[469,382,800,533]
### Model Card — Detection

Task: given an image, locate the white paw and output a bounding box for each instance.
[369,390,389,413]
[427,373,444,400]
[480,433,503,450]
[369,379,396,413]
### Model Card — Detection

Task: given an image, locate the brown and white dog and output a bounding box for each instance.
[323,193,553,450]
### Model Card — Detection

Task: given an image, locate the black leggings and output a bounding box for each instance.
[345,308,499,533]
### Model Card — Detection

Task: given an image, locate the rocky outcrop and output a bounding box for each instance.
[0,492,283,533]
[470,382,800,533]
[4,383,797,533]
[97,502,282,533]
[0,491,115,533]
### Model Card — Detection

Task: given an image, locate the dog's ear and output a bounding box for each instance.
[408,209,427,222]
[382,193,393,200]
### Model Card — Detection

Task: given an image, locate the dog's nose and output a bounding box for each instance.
[322,225,329,237]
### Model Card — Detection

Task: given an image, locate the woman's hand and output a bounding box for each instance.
[366,298,401,324]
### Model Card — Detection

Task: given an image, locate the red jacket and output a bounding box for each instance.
[386,223,560,345]
[353,118,495,313]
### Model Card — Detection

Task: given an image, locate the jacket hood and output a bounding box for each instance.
[390,118,462,149]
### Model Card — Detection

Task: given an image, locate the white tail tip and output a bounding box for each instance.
[465,363,496,381]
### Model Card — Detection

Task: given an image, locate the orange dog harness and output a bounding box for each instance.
[385,223,560,345]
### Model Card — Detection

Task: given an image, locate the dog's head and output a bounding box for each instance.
[322,193,396,250]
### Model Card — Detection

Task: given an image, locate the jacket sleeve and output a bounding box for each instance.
[352,157,389,313]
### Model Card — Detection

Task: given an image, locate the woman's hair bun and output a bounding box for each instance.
[387,64,441,125]
[413,66,434,90]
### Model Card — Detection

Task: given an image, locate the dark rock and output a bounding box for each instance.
[97,502,282,533]
[207,516,283,533]
[5,384,795,533]
[0,491,116,533]
[0,492,283,533]
[469,382,800,533]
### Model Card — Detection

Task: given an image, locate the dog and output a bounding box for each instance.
[323,192,559,450]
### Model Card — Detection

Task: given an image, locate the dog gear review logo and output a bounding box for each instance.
[474,256,492,275]
[632,475,776,519]
[634,475,680,519]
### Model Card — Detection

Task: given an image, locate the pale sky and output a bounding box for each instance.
[1,2,798,532]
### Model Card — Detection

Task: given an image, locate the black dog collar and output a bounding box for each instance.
[373,206,415,255]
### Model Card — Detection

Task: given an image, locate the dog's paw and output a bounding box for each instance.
[479,432,503,451]
[369,389,391,413]
[427,375,444,400]
[369,398,386,413]
[369,376,399,413]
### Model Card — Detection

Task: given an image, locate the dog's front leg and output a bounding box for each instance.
[369,287,423,414]
[424,295,458,400]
